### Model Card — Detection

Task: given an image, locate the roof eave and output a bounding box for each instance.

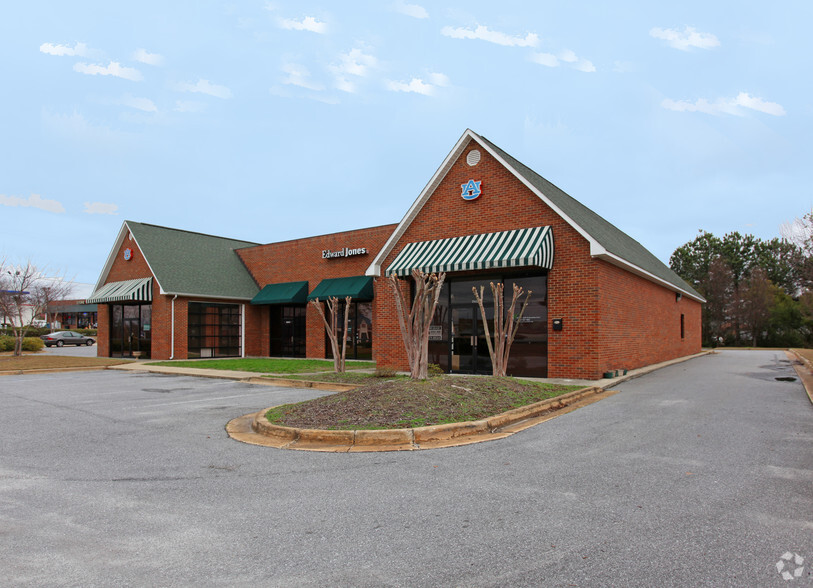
[594,251,706,303]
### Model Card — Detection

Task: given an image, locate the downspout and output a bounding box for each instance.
[241,303,245,358]
[170,294,178,359]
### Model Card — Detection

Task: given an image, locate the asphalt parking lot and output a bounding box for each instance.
[1,350,811,586]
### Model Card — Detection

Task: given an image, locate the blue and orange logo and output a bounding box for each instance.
[461,179,482,200]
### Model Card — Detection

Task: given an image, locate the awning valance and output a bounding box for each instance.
[86,278,153,304]
[385,226,554,277]
[307,275,375,301]
[251,281,308,305]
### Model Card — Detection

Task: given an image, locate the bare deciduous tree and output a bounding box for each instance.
[389,270,446,380]
[472,282,532,377]
[0,259,74,356]
[739,267,774,346]
[309,295,351,373]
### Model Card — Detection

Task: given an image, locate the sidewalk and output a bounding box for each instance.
[111,350,714,391]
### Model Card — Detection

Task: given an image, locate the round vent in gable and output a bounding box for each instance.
[466,149,481,166]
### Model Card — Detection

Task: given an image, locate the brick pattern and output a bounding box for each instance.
[94,140,702,376]
[374,138,701,378]
[236,224,397,360]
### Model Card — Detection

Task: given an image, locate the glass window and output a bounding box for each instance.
[188,302,241,358]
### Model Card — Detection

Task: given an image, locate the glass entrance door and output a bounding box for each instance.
[450,304,492,374]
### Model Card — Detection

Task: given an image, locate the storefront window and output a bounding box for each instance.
[270,305,306,357]
[429,273,548,377]
[188,302,241,358]
[325,300,373,361]
[109,303,151,358]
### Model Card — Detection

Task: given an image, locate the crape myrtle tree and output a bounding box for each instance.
[472,282,533,377]
[388,270,446,380]
[309,295,351,373]
[0,259,74,356]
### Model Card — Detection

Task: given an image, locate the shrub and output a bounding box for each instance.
[0,335,14,352]
[374,367,397,378]
[427,363,445,377]
[22,337,45,352]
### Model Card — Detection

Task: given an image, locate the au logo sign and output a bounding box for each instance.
[461,179,482,201]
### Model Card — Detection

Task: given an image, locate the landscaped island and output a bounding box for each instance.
[264,376,582,430]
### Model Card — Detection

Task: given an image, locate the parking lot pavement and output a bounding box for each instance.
[40,340,99,357]
[1,350,812,587]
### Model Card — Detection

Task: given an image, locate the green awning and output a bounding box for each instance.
[87,277,153,303]
[251,281,308,305]
[307,275,375,301]
[385,226,554,277]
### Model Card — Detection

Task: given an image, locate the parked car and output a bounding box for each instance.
[41,331,95,347]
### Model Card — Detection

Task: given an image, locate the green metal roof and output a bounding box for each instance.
[307,275,375,301]
[126,222,260,300]
[386,226,554,276]
[251,281,308,305]
[478,136,703,300]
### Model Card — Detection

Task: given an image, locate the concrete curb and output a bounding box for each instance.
[243,386,603,452]
[0,365,115,376]
[786,349,813,405]
[228,350,714,452]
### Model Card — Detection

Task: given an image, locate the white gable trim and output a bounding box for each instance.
[366,128,608,276]
[365,129,704,303]
[91,221,166,297]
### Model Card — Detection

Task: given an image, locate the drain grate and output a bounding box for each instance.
[775,377,797,382]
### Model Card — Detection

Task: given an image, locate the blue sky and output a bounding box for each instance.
[1,2,810,297]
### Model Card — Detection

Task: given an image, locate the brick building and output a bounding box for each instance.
[88,129,703,379]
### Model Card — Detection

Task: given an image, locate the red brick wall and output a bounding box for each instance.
[375,138,601,377]
[596,261,702,373]
[373,137,700,378]
[237,224,396,359]
[97,233,257,360]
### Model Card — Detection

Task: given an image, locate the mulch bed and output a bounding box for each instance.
[265,376,580,430]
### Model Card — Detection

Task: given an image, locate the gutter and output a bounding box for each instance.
[170,294,178,359]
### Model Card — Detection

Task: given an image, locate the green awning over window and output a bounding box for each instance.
[307,275,375,301]
[385,226,554,277]
[86,277,153,303]
[250,281,308,305]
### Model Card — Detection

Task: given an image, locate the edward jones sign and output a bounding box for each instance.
[322,246,368,259]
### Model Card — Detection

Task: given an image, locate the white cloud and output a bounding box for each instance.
[650,26,720,51]
[441,25,539,47]
[394,1,428,19]
[278,15,327,34]
[174,100,206,113]
[41,109,124,145]
[332,48,377,77]
[574,58,596,73]
[175,79,232,99]
[387,78,434,95]
[0,193,65,214]
[662,92,786,116]
[428,72,450,87]
[387,72,449,96]
[132,48,164,66]
[733,92,786,116]
[73,61,143,82]
[281,63,324,91]
[531,50,595,72]
[333,77,356,93]
[83,202,118,215]
[39,42,91,57]
[120,95,157,112]
[531,52,559,67]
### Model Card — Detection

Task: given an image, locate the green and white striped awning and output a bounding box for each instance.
[385,226,554,277]
[87,277,153,303]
